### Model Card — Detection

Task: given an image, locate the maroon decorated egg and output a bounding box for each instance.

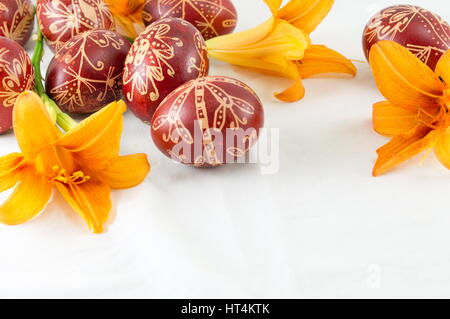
[142,0,237,40]
[37,0,115,52]
[45,30,131,114]
[0,0,34,46]
[123,18,209,123]
[0,36,34,134]
[363,5,450,70]
[151,76,264,167]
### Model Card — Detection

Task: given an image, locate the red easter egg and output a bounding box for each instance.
[0,0,34,46]
[142,0,237,40]
[45,30,131,114]
[363,5,450,70]
[123,18,209,123]
[37,0,115,52]
[151,76,264,167]
[0,36,34,134]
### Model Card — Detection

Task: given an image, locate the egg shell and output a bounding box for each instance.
[45,30,131,114]
[363,5,450,70]
[142,0,237,40]
[0,0,34,46]
[151,76,264,167]
[123,18,209,123]
[0,36,34,134]
[37,0,115,52]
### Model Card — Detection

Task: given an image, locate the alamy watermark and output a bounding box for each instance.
[166,121,280,175]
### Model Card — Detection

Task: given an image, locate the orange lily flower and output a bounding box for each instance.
[104,0,145,39]
[207,0,356,102]
[0,91,150,233]
[370,41,450,176]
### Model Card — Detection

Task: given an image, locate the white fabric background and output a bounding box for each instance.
[0,0,449,298]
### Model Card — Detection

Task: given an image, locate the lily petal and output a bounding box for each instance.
[264,0,283,16]
[105,0,145,38]
[97,154,150,189]
[58,100,126,171]
[436,50,450,85]
[297,45,357,78]
[279,0,335,34]
[369,41,444,111]
[275,76,305,102]
[0,153,26,192]
[55,181,111,234]
[13,91,61,158]
[373,124,434,176]
[373,101,418,136]
[210,52,301,79]
[434,127,450,170]
[0,169,52,225]
[207,18,310,80]
[112,15,140,39]
[207,18,276,49]
[106,0,144,21]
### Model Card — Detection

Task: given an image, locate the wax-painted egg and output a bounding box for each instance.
[151,76,264,167]
[142,0,237,40]
[363,5,450,70]
[45,30,131,114]
[123,18,209,123]
[0,0,34,46]
[37,0,115,52]
[0,36,34,134]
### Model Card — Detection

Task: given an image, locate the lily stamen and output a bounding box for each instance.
[51,166,91,185]
[69,171,91,185]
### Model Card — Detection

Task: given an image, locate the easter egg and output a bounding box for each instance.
[142,0,237,40]
[123,18,209,123]
[45,30,131,114]
[363,5,450,70]
[0,36,34,134]
[37,0,115,52]
[0,0,34,46]
[151,76,264,167]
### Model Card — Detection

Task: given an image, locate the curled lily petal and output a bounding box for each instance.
[278,0,335,34]
[275,76,305,102]
[13,92,61,158]
[372,101,418,136]
[369,41,444,111]
[373,124,435,176]
[97,154,150,189]
[297,45,356,78]
[0,169,52,225]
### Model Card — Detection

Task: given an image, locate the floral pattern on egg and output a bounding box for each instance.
[363,5,450,70]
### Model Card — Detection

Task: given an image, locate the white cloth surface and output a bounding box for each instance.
[0,0,449,298]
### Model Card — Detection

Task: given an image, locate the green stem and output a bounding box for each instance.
[31,28,45,96]
[32,24,78,132]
